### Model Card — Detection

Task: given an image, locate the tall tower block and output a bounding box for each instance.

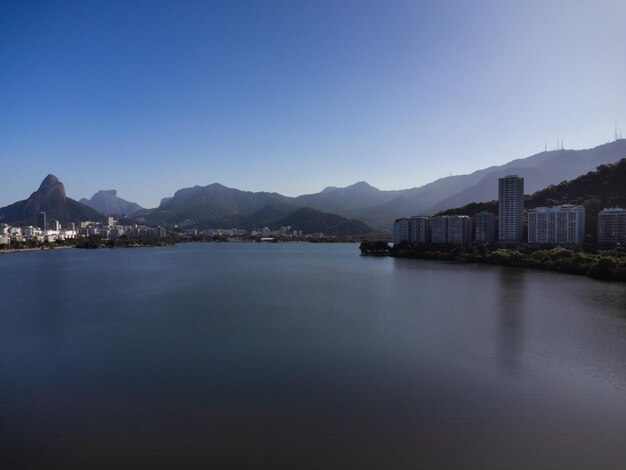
[37,212,47,231]
[498,175,524,245]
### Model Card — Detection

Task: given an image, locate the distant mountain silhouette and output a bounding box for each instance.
[134,140,626,232]
[80,190,143,216]
[137,183,293,228]
[18,140,619,232]
[294,181,401,217]
[159,196,173,207]
[426,140,626,214]
[299,140,626,228]
[133,182,374,235]
[0,175,104,226]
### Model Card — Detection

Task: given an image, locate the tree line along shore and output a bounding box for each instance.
[359,241,626,282]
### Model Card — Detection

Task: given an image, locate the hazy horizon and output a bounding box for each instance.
[2,0,625,208]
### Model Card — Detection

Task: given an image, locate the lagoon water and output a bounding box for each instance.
[1,243,625,469]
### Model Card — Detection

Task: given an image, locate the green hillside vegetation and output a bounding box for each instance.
[272,207,372,236]
[438,158,626,244]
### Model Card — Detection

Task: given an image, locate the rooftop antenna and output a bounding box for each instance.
[544,140,547,152]
[615,121,619,141]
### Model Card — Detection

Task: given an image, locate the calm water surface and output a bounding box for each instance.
[1,243,625,469]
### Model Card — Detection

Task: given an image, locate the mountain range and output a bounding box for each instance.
[135,139,626,230]
[2,140,625,232]
[79,190,144,216]
[306,139,626,228]
[0,176,373,235]
[0,175,104,227]
[133,184,373,234]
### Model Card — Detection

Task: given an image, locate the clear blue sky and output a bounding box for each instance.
[1,0,625,208]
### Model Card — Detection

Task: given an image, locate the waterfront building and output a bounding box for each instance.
[110,227,124,238]
[528,205,585,246]
[409,216,431,244]
[67,222,76,231]
[431,216,448,243]
[393,218,410,245]
[37,212,47,231]
[87,226,101,236]
[107,216,114,227]
[447,215,471,245]
[475,211,496,243]
[51,220,61,231]
[498,175,524,245]
[21,226,35,238]
[598,208,626,245]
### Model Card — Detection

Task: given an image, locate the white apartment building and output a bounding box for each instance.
[409,216,431,244]
[528,205,585,246]
[393,218,410,245]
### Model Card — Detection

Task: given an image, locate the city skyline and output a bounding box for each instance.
[2,0,625,208]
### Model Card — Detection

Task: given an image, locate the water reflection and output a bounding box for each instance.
[1,244,626,469]
[31,250,72,346]
[496,268,526,375]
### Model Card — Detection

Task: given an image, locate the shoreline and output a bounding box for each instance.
[387,248,626,283]
[358,241,626,282]
[0,246,75,254]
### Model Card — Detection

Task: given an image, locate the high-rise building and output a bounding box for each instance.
[37,212,47,231]
[393,218,410,245]
[107,216,115,227]
[498,175,524,245]
[598,208,626,245]
[447,215,471,244]
[431,216,449,243]
[475,211,496,243]
[51,220,61,231]
[409,216,431,244]
[528,205,585,246]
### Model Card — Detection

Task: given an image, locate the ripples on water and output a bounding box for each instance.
[1,243,625,469]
